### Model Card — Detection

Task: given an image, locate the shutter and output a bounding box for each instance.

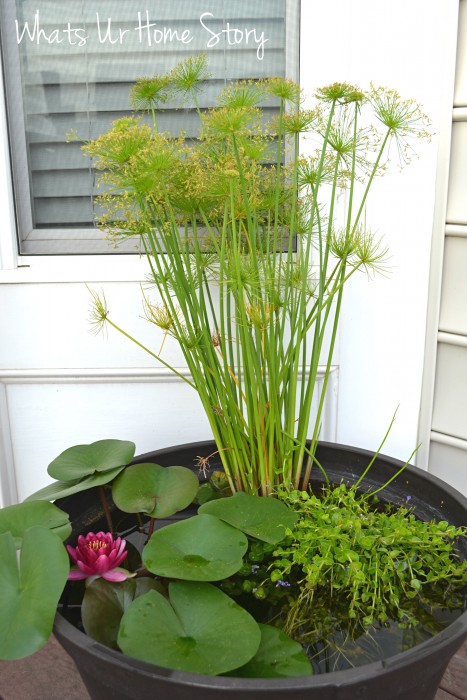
[1,0,297,254]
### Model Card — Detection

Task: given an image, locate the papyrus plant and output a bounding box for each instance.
[84,56,430,496]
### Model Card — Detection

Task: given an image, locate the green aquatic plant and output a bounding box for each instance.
[82,55,431,496]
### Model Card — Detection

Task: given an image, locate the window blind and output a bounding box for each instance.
[0,0,298,254]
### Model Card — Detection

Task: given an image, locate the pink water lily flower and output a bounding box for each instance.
[67,531,131,582]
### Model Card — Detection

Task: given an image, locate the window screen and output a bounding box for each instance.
[0,0,299,254]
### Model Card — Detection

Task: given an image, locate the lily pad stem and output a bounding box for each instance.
[98,486,114,534]
[147,517,156,541]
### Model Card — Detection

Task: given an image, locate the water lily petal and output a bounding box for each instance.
[68,568,88,581]
[66,532,130,582]
[66,544,78,563]
[101,567,133,582]
[92,554,112,574]
[108,548,128,569]
[76,560,97,576]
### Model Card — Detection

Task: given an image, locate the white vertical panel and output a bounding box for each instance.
[439,236,467,334]
[432,342,467,441]
[0,45,17,270]
[454,0,467,105]
[429,439,467,494]
[446,121,467,224]
[0,385,17,507]
[422,0,467,495]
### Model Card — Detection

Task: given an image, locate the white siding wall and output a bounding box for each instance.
[422,0,467,494]
[0,1,461,506]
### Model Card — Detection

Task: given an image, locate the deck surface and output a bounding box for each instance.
[435,639,467,700]
[0,636,465,699]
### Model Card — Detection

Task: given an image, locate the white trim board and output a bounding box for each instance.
[0,366,337,383]
[431,430,467,450]
[0,384,17,507]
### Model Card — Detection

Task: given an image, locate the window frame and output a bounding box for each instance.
[0,0,300,258]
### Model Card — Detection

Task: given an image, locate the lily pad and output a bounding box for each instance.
[199,491,298,543]
[47,439,135,481]
[0,527,69,659]
[0,500,71,547]
[143,513,248,580]
[112,463,199,518]
[82,577,164,649]
[118,582,261,675]
[25,466,126,502]
[226,624,312,678]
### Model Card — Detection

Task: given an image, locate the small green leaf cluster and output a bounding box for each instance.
[269,485,467,634]
[219,538,295,607]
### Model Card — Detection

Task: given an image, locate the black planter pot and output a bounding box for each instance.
[54,441,467,700]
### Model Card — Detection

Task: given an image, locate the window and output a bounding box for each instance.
[0,0,299,255]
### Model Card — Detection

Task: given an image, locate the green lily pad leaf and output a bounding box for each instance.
[82,577,164,649]
[199,492,298,544]
[112,463,199,518]
[24,465,126,502]
[118,582,261,675]
[0,527,69,659]
[225,624,312,678]
[0,500,71,547]
[195,482,218,505]
[47,439,135,481]
[143,514,248,581]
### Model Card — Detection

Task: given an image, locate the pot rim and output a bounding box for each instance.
[54,610,467,691]
[54,440,467,691]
